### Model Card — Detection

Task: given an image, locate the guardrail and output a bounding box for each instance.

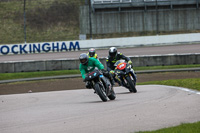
[92,0,132,4]
[90,0,199,14]
[0,53,200,73]
[92,0,198,5]
[91,0,198,9]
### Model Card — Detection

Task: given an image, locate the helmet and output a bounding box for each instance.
[79,53,88,65]
[88,48,95,57]
[109,47,117,58]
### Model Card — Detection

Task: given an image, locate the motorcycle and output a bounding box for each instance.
[114,60,137,93]
[84,69,116,102]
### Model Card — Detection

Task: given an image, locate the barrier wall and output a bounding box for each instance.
[1,33,200,55]
[1,53,199,73]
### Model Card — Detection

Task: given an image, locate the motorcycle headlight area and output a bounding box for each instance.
[99,75,104,77]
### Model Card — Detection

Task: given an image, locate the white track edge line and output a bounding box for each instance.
[157,85,200,95]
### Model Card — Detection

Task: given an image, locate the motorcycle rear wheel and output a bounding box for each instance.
[125,76,137,93]
[94,83,108,102]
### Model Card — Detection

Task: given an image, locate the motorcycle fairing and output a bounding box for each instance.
[85,69,101,81]
[116,62,126,70]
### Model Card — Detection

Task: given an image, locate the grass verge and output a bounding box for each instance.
[0,70,80,80]
[137,78,200,91]
[134,64,200,71]
[136,121,200,133]
[0,64,199,80]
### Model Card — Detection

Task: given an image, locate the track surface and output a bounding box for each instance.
[0,85,200,133]
[0,44,200,62]
[1,43,200,133]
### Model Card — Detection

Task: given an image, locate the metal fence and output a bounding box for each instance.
[91,0,199,12]
[0,0,84,45]
[80,0,200,38]
[80,7,200,35]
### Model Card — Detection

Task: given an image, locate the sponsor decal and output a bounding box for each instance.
[89,71,95,76]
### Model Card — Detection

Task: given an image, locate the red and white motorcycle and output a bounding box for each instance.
[114,60,137,93]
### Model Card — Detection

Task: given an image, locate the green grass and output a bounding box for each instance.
[0,64,199,81]
[136,121,200,133]
[0,70,80,80]
[0,0,83,44]
[133,64,200,71]
[137,78,200,91]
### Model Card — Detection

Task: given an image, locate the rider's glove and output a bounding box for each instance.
[109,70,115,75]
[100,69,106,73]
[128,60,132,65]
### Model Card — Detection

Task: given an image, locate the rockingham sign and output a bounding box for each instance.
[1,33,200,55]
[0,41,80,55]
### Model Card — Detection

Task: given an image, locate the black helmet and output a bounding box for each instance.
[109,47,117,58]
[79,53,88,65]
[89,48,95,57]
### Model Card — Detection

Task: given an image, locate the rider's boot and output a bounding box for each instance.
[133,73,137,83]
[114,76,121,86]
[111,78,115,86]
[116,78,121,86]
[108,73,115,86]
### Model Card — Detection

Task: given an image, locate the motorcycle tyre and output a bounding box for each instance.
[108,89,116,100]
[125,76,137,93]
[94,83,108,102]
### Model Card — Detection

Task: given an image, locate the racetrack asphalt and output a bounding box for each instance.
[0,85,200,133]
[1,43,200,133]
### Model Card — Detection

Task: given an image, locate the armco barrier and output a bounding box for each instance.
[0,53,200,73]
[131,54,200,67]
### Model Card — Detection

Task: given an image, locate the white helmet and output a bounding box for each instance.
[109,47,117,58]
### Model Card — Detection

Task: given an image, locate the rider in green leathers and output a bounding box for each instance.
[79,53,115,88]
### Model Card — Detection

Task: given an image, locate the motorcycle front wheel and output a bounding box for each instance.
[94,83,108,102]
[125,76,137,93]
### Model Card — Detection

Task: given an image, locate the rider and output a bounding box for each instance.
[79,53,115,89]
[87,48,98,59]
[106,47,137,85]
